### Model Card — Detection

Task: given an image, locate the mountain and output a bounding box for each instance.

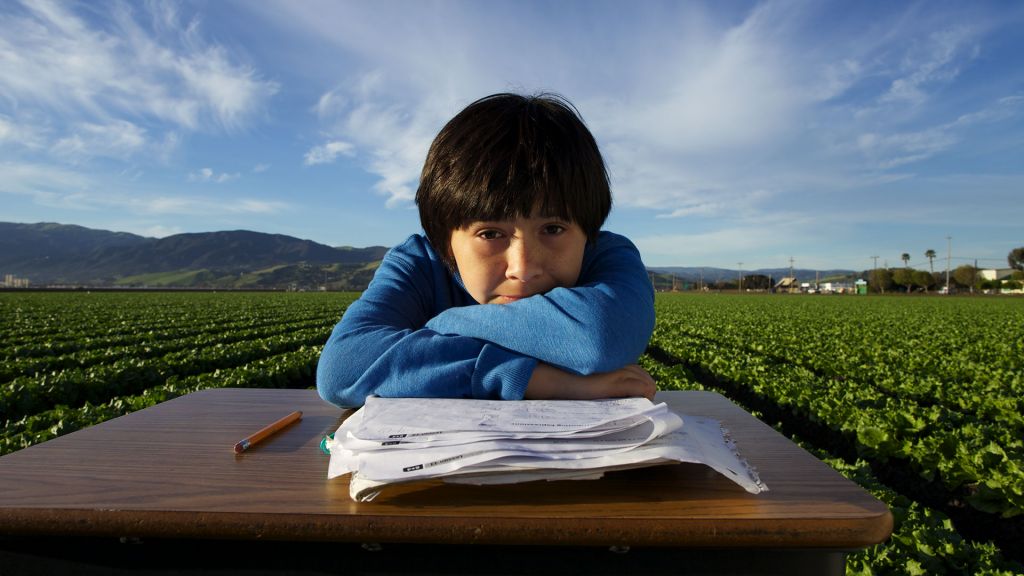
[2,221,862,291]
[0,222,388,290]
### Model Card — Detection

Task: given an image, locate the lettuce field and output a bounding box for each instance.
[1,290,1022,575]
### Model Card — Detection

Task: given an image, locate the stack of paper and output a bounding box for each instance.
[325,396,767,502]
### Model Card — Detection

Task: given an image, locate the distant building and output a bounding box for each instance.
[820,282,854,294]
[2,274,30,288]
[774,277,799,293]
[978,268,1023,294]
[979,268,1016,281]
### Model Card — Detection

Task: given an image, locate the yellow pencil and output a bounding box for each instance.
[233,410,303,454]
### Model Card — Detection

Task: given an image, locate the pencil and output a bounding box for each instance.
[233,410,303,454]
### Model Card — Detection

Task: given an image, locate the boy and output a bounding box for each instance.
[317,93,656,408]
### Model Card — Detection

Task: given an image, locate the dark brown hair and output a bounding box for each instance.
[416,93,612,271]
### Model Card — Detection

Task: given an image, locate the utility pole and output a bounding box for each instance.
[945,236,952,294]
[737,262,743,293]
[871,256,879,294]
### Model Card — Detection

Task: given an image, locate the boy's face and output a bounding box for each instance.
[449,213,587,305]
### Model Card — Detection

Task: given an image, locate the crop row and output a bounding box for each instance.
[1,293,354,358]
[648,294,1024,518]
[640,353,1023,575]
[1,308,333,359]
[0,345,323,457]
[0,316,334,383]
[0,325,332,424]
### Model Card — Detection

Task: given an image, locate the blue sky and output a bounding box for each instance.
[2,0,1022,271]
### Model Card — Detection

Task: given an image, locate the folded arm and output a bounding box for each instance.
[316,237,539,408]
[425,231,655,374]
[316,232,656,408]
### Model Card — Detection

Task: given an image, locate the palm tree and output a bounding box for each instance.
[925,249,936,274]
[901,253,910,268]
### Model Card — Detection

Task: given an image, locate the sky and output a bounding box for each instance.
[2,0,1023,271]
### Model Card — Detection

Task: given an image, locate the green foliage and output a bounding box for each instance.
[3,290,1024,575]
[1008,247,1024,272]
[0,291,357,451]
[953,265,979,289]
[646,348,1023,575]
[649,293,1024,519]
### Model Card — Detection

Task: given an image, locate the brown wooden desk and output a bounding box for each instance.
[0,389,891,575]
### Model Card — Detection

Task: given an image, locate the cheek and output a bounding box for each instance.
[552,243,586,286]
[457,256,504,303]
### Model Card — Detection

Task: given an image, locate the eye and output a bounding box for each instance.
[476,229,504,240]
[542,224,567,236]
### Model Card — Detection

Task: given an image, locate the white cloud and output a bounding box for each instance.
[272,1,824,213]
[880,26,980,107]
[253,163,270,173]
[303,140,355,166]
[231,199,289,214]
[131,224,182,238]
[0,160,93,198]
[188,167,240,183]
[134,195,288,215]
[225,0,1024,255]
[0,160,284,219]
[50,120,147,161]
[855,96,1022,170]
[0,115,48,149]
[0,0,278,140]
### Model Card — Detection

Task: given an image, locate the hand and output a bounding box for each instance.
[524,363,657,401]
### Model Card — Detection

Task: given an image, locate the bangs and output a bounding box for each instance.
[417,93,611,270]
[445,95,602,228]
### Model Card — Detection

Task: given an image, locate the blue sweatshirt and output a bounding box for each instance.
[316,231,655,408]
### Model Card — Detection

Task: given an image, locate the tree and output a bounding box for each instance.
[925,249,937,274]
[913,270,934,292]
[901,253,911,268]
[1009,247,1024,271]
[743,274,771,290]
[952,265,978,292]
[869,268,893,293]
[892,268,915,293]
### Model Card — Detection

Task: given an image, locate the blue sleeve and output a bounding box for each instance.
[424,231,655,375]
[315,236,535,408]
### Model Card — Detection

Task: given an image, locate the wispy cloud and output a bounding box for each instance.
[0,114,48,149]
[257,0,1021,236]
[130,224,182,238]
[309,78,452,206]
[122,194,290,216]
[4,0,1021,268]
[51,120,148,162]
[0,0,278,153]
[856,95,1024,170]
[188,167,240,183]
[303,140,355,166]
[0,159,285,218]
[879,26,980,107]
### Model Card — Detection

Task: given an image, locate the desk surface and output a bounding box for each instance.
[0,388,891,549]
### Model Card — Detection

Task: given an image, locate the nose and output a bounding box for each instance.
[505,236,543,282]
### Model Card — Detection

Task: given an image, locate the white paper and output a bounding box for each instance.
[350,396,672,441]
[326,397,767,502]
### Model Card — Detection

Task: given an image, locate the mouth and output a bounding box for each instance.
[494,295,529,304]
